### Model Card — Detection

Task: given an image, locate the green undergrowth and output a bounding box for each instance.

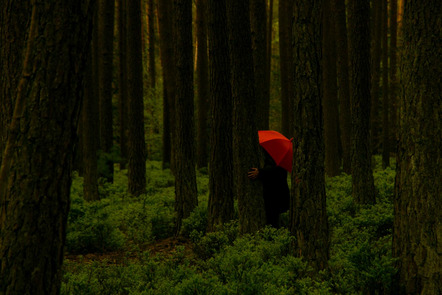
[63,158,396,294]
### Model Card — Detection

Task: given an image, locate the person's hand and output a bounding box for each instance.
[248,168,259,180]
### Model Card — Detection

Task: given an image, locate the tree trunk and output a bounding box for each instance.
[323,0,341,177]
[0,1,94,293]
[173,0,198,233]
[98,0,115,182]
[250,0,268,130]
[381,0,390,168]
[118,0,128,170]
[196,0,209,169]
[226,0,266,234]
[264,0,273,130]
[291,0,329,271]
[127,0,147,196]
[0,1,29,168]
[83,47,100,202]
[206,0,235,232]
[148,0,156,88]
[279,0,294,137]
[158,0,176,171]
[370,0,382,155]
[389,0,398,154]
[392,1,441,294]
[347,0,376,204]
[331,0,351,174]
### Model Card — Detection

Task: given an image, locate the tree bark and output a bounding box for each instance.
[83,46,100,202]
[392,1,441,294]
[118,0,128,170]
[196,0,209,169]
[226,0,266,234]
[348,0,376,204]
[291,0,329,271]
[331,0,351,174]
[322,0,341,177]
[279,0,294,137]
[98,0,115,182]
[381,0,390,168]
[370,0,382,155]
[389,0,398,153]
[0,1,94,293]
[148,0,156,88]
[158,0,176,171]
[127,0,147,196]
[206,0,235,232]
[250,0,268,130]
[173,0,198,233]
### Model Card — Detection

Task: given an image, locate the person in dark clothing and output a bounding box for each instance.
[248,149,290,228]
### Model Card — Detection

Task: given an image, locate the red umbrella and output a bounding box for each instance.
[258,130,293,173]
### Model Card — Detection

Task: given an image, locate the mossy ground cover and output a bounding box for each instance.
[62,157,396,294]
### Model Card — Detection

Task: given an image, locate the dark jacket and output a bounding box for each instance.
[258,151,290,226]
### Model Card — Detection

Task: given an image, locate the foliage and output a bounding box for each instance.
[64,160,397,294]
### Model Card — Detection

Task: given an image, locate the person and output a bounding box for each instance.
[248,149,290,228]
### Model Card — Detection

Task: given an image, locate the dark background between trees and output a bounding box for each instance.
[0,0,440,294]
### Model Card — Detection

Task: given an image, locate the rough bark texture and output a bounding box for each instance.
[206,0,235,232]
[0,1,94,293]
[127,0,147,196]
[322,0,341,177]
[291,0,330,271]
[0,1,29,167]
[264,0,273,129]
[158,0,176,171]
[370,0,382,154]
[196,0,209,169]
[279,0,294,137]
[381,0,390,168]
[392,1,441,294]
[98,0,115,182]
[118,0,128,170]
[389,0,398,152]
[331,0,351,174]
[148,0,156,88]
[83,48,100,202]
[347,0,376,204]
[173,0,198,233]
[226,0,266,234]
[250,0,268,130]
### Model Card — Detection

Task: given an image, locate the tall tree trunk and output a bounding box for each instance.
[158,0,176,171]
[291,0,329,271]
[389,0,398,154]
[127,0,147,196]
[226,0,266,234]
[370,0,382,155]
[206,0,234,232]
[148,0,156,88]
[0,1,94,293]
[173,0,198,233]
[392,1,441,294]
[264,0,273,129]
[83,47,100,202]
[196,0,209,169]
[331,0,351,174]
[250,0,268,130]
[323,0,341,177]
[279,0,294,137]
[98,0,115,182]
[381,0,390,168]
[348,0,376,204]
[118,0,128,170]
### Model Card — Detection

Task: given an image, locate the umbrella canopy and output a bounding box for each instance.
[258,130,293,173]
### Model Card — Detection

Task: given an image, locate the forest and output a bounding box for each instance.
[0,0,440,294]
